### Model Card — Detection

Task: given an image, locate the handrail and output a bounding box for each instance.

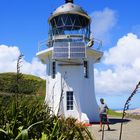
[38,37,103,52]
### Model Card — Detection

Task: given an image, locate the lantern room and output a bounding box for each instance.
[46,0,92,59]
[48,0,90,41]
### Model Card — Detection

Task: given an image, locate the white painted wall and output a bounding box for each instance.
[45,56,100,122]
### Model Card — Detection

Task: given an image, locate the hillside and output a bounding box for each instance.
[0,72,46,96]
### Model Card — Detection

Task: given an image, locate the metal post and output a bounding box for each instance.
[68,42,70,59]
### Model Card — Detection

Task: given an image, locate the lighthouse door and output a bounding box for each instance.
[59,65,82,119]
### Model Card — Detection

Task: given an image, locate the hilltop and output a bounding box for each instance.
[0,72,46,96]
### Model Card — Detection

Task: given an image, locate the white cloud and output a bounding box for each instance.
[0,45,46,79]
[104,33,140,66]
[95,33,140,95]
[21,58,46,79]
[0,45,20,72]
[91,8,117,44]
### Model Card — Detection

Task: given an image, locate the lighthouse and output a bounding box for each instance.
[37,0,103,122]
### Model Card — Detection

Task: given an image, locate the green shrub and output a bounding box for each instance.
[0,95,94,140]
[0,95,50,139]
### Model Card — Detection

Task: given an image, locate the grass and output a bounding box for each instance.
[0,72,43,81]
[108,109,123,117]
[108,109,140,120]
[125,114,140,120]
[0,72,46,96]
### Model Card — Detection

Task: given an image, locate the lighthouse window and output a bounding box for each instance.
[52,61,56,79]
[67,91,74,110]
[84,61,88,78]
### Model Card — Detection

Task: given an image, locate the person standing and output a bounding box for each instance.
[99,98,110,132]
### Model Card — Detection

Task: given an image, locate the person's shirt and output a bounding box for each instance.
[99,103,109,115]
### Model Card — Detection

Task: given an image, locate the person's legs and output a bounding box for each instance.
[98,114,103,131]
[100,121,102,129]
[106,122,110,130]
[101,114,111,130]
[106,115,110,130]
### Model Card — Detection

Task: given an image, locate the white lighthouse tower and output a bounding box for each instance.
[37,0,103,122]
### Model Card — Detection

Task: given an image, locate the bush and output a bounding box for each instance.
[0,95,50,139]
[0,95,94,140]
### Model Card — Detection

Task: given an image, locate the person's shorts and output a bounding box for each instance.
[100,114,108,123]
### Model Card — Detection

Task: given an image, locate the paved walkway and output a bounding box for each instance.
[88,117,140,140]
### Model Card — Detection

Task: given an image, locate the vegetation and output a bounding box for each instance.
[0,95,49,139]
[108,110,122,117]
[125,113,140,120]
[108,109,140,120]
[0,53,94,140]
[0,54,95,140]
[0,72,46,96]
[0,95,94,140]
[119,81,140,140]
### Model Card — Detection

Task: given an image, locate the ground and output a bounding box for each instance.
[88,117,140,140]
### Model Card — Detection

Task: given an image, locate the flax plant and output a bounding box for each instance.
[119,81,140,140]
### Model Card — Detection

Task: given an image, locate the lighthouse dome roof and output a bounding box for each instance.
[49,2,90,22]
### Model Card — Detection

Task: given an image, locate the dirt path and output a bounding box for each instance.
[88,117,140,140]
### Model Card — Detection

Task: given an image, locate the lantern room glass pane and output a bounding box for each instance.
[49,14,90,39]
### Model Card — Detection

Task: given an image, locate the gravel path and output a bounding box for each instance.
[88,117,140,140]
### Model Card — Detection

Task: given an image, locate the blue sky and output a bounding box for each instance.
[0,0,140,109]
[0,0,140,60]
